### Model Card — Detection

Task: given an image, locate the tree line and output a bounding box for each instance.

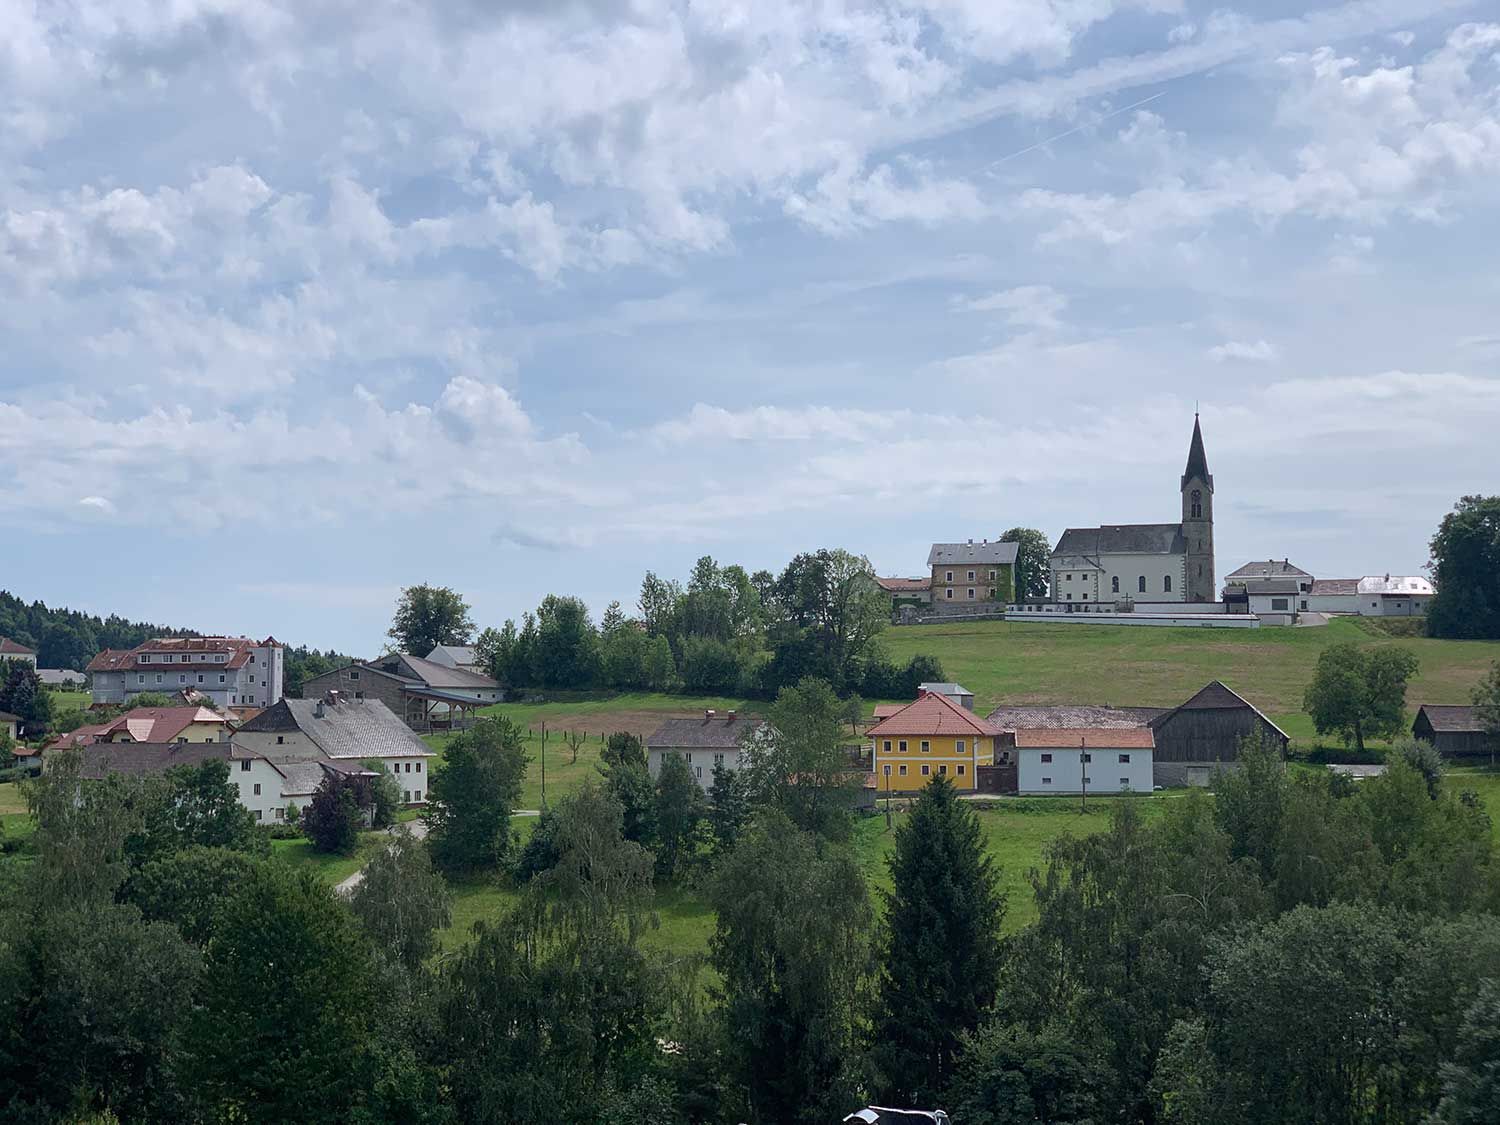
[390,549,946,700]
[0,591,199,671]
[6,669,1500,1123]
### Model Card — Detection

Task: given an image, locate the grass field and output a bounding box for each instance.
[880,615,1500,746]
[44,690,90,713]
[269,833,385,883]
[425,693,761,810]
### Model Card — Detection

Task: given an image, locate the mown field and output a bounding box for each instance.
[880,615,1500,746]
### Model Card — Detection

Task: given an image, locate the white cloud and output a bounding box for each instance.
[956,284,1068,330]
[1208,339,1279,362]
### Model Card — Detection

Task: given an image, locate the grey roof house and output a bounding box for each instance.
[646,709,768,791]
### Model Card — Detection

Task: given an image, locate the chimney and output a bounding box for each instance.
[727,710,737,722]
[325,690,340,707]
[967,537,973,545]
[705,708,717,721]
[314,700,325,719]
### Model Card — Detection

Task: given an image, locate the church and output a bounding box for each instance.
[1049,416,1216,605]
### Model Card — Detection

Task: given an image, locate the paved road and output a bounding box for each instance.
[334,811,540,896]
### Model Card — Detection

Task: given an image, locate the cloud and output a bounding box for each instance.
[77,495,115,513]
[956,285,1068,331]
[1208,339,1279,362]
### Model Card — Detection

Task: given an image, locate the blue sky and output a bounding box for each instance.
[3,0,1499,654]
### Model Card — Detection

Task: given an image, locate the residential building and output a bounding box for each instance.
[1224,559,1314,590]
[1356,575,1434,617]
[0,638,37,666]
[1306,577,1360,614]
[0,711,19,742]
[235,695,436,804]
[87,636,284,709]
[868,691,998,793]
[1015,728,1155,795]
[1413,705,1494,757]
[426,644,483,672]
[50,705,232,749]
[301,653,501,730]
[874,576,932,610]
[646,709,768,790]
[1243,578,1303,624]
[917,682,975,711]
[928,540,1018,607]
[1050,415,1216,605]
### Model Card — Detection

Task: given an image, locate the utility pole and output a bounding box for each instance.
[884,764,892,829]
[540,720,548,810]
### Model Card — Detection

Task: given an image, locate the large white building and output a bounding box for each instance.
[87,636,284,709]
[1050,417,1216,606]
[1014,728,1156,795]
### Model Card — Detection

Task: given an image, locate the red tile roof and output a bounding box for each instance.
[1015,728,1156,749]
[871,704,906,721]
[867,691,1001,739]
[875,576,932,593]
[86,636,264,674]
[54,706,230,747]
[0,637,37,656]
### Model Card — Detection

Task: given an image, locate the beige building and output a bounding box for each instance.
[928,540,1018,606]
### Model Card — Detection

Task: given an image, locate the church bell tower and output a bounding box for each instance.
[1181,414,1215,602]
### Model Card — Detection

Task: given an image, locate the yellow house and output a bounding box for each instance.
[868,691,1000,793]
[95,706,232,745]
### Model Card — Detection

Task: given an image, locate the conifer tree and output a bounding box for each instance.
[873,776,1005,1106]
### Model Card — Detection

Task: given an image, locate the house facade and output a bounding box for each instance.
[1051,415,1216,606]
[87,636,284,709]
[0,638,38,667]
[928,541,1017,607]
[875,576,932,610]
[868,691,998,793]
[1148,681,1289,787]
[1356,575,1433,617]
[1015,728,1155,795]
[646,710,767,790]
[235,695,436,804]
[0,711,19,742]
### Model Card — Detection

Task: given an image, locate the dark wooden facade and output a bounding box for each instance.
[1149,681,1289,763]
[1413,705,1494,757]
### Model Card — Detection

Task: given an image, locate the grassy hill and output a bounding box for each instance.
[878,615,1500,745]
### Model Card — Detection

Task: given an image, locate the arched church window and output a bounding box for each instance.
[1111,576,1120,594]
[1164,575,1172,593]
[1190,490,1202,519]
[1138,575,1146,594]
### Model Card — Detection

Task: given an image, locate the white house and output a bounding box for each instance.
[0,638,38,667]
[1357,575,1434,617]
[1014,728,1155,795]
[87,635,284,709]
[646,710,768,790]
[234,695,436,804]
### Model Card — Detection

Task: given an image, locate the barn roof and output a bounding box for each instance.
[1150,680,1289,741]
[1015,728,1156,749]
[1414,704,1482,733]
[986,704,1166,731]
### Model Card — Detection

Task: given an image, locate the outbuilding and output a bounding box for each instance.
[1413,705,1493,758]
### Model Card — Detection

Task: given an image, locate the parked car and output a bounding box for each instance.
[844,1109,952,1125]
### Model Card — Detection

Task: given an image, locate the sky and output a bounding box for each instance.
[2,1,1499,655]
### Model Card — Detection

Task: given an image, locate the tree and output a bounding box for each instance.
[747,676,858,841]
[426,715,527,875]
[1473,660,1500,757]
[874,777,1006,1105]
[363,758,404,828]
[388,583,475,655]
[190,862,378,1122]
[654,752,706,881]
[533,594,601,689]
[124,844,264,945]
[948,1020,1108,1125]
[1001,527,1051,601]
[1426,495,1500,640]
[128,759,267,867]
[1303,641,1420,752]
[302,772,368,855]
[601,731,658,847]
[1430,978,1500,1124]
[0,661,50,734]
[710,811,874,1124]
[707,761,751,854]
[643,633,679,691]
[348,828,452,971]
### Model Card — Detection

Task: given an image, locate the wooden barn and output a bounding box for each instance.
[1412,705,1493,758]
[1148,681,1289,787]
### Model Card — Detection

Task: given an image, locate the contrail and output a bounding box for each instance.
[986,91,1168,170]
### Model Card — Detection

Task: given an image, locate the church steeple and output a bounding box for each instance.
[1181,414,1216,602]
[1182,413,1213,492]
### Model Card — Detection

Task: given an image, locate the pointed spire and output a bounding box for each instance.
[1182,413,1212,491]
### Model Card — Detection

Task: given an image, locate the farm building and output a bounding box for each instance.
[1412,705,1493,757]
[1147,681,1289,787]
[1014,728,1155,795]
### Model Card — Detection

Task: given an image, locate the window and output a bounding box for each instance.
[957,764,965,775]
[349,669,360,680]
[1083,752,1092,763]
[883,763,891,775]
[1112,576,1120,593]
[253,783,261,796]
[240,760,251,772]
[921,764,930,776]
[1272,598,1289,611]
[219,674,226,683]
[946,589,954,600]
[967,570,975,581]
[956,740,966,753]
[946,571,953,582]
[179,674,186,683]
[1065,573,1073,581]
[1120,778,1130,786]
[899,740,908,753]
[883,740,892,752]
[274,807,284,820]
[714,752,724,767]
[413,791,421,801]
[415,763,422,773]
[355,691,364,700]
[1084,776,1092,785]
[1119,753,1131,763]
[1163,575,1172,593]
[939,764,948,776]
[1040,753,1053,763]
[967,588,975,600]
[1301,600,1309,610]
[920,740,930,753]
[1138,575,1147,593]
[248,694,255,703]
[1042,777,1052,785]
[1082,592,1089,601]
[137,674,145,684]
[254,810,263,821]
[197,674,205,683]
[1066,593,1072,601]
[404,790,412,802]
[156,674,162,683]
[276,735,284,745]
[1190,489,1202,519]
[899,764,908,776]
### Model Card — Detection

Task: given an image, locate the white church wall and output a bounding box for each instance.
[1098,553,1187,602]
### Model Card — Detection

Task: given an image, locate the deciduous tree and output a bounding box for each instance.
[427,716,527,875]
[388,583,475,655]
[348,828,452,971]
[1001,527,1052,601]
[1426,494,1500,640]
[1303,641,1420,752]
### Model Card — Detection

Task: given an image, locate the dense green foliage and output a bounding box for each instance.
[0,660,51,734]
[388,583,475,656]
[426,716,527,874]
[1427,494,1500,640]
[302,772,370,855]
[349,829,452,970]
[1303,640,1420,751]
[0,590,195,669]
[1000,527,1050,601]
